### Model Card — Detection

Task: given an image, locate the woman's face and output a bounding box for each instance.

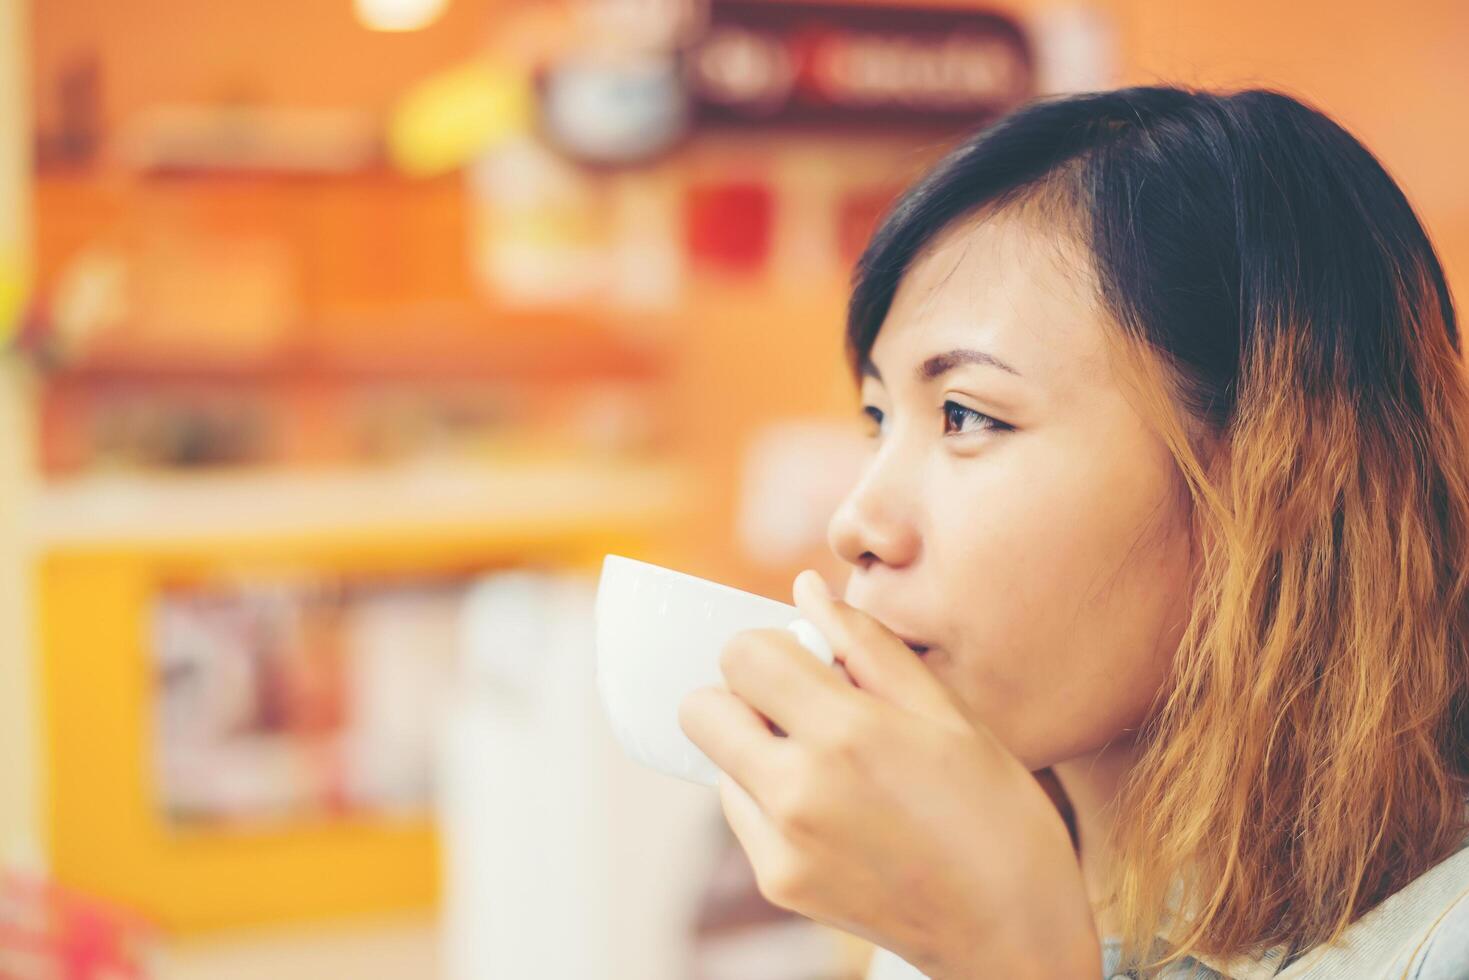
[828,210,1194,770]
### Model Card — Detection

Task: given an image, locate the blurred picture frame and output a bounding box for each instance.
[35,517,651,933]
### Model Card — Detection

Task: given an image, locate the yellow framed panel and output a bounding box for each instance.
[37,521,656,933]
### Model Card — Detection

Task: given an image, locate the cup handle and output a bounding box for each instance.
[786,618,834,666]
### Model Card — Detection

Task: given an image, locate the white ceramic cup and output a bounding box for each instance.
[594,554,834,787]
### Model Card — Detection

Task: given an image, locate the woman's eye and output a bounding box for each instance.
[862,405,885,438]
[943,400,1010,436]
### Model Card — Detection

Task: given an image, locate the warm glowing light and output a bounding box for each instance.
[353,0,450,32]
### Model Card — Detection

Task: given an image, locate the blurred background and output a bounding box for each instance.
[0,0,1463,977]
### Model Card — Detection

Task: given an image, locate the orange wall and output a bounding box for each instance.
[1111,0,1469,315]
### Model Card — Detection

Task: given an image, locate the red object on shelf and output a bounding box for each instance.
[684,180,775,273]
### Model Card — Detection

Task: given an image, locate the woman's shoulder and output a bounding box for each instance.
[1402,885,1469,980]
[1119,832,1469,980]
[871,834,1469,980]
[1275,833,1469,979]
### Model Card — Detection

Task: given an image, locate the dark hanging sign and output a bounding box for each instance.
[686,1,1033,129]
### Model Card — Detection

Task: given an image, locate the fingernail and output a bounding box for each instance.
[795,569,831,601]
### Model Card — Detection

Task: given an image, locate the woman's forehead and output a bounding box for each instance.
[871,212,1111,391]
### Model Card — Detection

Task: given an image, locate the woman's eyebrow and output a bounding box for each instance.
[859,348,1023,385]
[919,348,1022,381]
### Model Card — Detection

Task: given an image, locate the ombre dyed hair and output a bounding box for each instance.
[847,86,1469,974]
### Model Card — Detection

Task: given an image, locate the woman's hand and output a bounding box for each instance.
[677,570,1101,980]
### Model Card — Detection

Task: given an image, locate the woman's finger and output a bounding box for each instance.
[719,628,856,740]
[716,773,797,907]
[678,685,792,792]
[792,570,962,723]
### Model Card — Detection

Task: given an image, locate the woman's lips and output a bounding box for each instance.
[849,602,934,655]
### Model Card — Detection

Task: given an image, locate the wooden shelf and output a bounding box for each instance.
[37,312,669,386]
[31,171,681,385]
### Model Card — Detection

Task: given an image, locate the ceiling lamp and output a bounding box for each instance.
[354,0,450,32]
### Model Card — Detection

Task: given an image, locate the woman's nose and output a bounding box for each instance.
[827,470,921,571]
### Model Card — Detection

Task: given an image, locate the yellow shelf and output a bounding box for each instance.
[33,456,689,551]
[35,456,690,933]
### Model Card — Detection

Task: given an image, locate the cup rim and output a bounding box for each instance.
[599,553,793,610]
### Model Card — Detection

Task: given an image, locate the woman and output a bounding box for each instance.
[678,86,1469,978]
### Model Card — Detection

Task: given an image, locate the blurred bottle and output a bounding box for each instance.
[468,136,608,307]
[437,568,723,980]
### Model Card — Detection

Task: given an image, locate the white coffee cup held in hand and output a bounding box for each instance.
[595,554,835,787]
